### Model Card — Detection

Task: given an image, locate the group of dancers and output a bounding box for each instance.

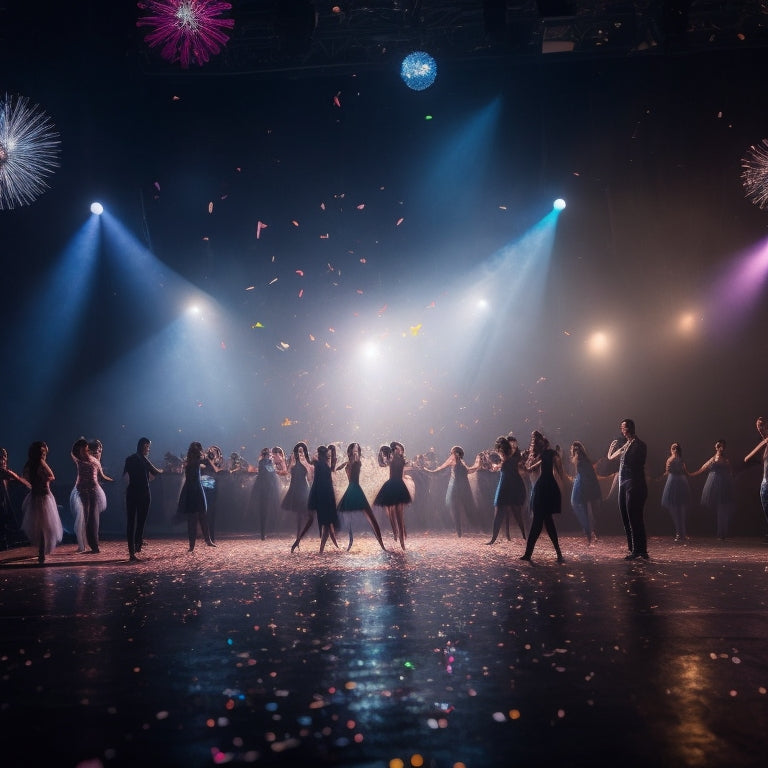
[2,415,768,563]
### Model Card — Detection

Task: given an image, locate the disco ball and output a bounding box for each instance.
[400,51,437,91]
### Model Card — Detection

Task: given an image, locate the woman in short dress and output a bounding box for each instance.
[520,431,565,563]
[660,442,691,542]
[336,443,386,551]
[177,441,219,551]
[373,442,412,550]
[568,441,602,545]
[282,442,313,539]
[690,440,734,540]
[487,435,527,545]
[292,445,339,553]
[21,441,63,564]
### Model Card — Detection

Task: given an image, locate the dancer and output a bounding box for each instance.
[690,440,734,540]
[122,437,163,561]
[0,447,30,550]
[568,441,602,545]
[336,443,386,551]
[202,445,224,544]
[520,431,565,563]
[282,442,313,539]
[21,441,62,564]
[70,438,113,554]
[607,419,649,560]
[374,441,412,550]
[177,442,219,552]
[744,416,768,538]
[249,448,281,540]
[487,435,526,545]
[292,445,339,553]
[428,446,481,537]
[660,442,691,542]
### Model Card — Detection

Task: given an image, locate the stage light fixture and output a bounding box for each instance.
[553,198,566,211]
[90,201,104,215]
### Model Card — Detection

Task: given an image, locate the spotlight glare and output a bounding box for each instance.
[553,198,566,211]
[90,201,104,215]
[400,51,437,91]
[588,330,610,355]
[363,341,380,360]
[476,298,489,311]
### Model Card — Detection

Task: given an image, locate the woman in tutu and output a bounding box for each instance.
[21,441,63,564]
[427,446,481,538]
[292,445,339,553]
[1,447,30,550]
[336,443,386,551]
[520,431,565,563]
[249,448,282,540]
[690,440,734,540]
[70,437,113,554]
[282,442,314,539]
[487,435,527,545]
[177,441,219,551]
[568,441,602,545]
[70,438,113,553]
[660,442,691,542]
[374,442,412,550]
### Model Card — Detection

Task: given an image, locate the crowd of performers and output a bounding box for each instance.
[2,416,768,564]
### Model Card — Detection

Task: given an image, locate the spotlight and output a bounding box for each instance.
[90,201,104,215]
[553,198,566,211]
[587,330,611,356]
[400,51,437,91]
[362,341,380,360]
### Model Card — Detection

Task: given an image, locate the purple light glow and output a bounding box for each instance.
[137,0,235,69]
[713,238,768,330]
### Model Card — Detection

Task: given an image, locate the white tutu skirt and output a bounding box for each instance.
[70,485,107,551]
[22,491,63,555]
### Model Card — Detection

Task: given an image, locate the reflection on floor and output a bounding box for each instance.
[1,534,767,768]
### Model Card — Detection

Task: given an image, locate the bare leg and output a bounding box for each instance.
[511,504,526,539]
[387,506,398,541]
[292,513,315,552]
[328,524,339,549]
[364,509,386,550]
[319,525,329,553]
[487,505,505,544]
[395,504,406,550]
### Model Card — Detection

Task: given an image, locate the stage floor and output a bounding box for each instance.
[2,533,767,768]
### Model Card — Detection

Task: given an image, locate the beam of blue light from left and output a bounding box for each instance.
[3,215,100,434]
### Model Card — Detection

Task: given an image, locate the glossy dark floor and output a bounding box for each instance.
[2,533,768,768]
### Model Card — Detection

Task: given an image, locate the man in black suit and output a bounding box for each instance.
[122,437,162,561]
[607,419,649,560]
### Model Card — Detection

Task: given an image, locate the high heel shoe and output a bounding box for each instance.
[206,541,217,547]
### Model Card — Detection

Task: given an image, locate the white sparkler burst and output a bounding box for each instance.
[0,94,60,210]
[742,139,768,210]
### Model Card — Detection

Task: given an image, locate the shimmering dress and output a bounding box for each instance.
[661,456,690,508]
[337,460,372,513]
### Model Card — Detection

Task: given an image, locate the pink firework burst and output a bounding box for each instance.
[137,1,235,68]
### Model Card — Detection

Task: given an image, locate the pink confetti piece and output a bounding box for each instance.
[256,221,268,238]
[208,201,213,213]
[396,217,404,226]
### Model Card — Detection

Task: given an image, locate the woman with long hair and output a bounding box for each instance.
[282,442,314,539]
[520,431,565,563]
[373,441,412,550]
[21,441,62,564]
[568,441,602,545]
[336,443,386,551]
[177,441,219,551]
[70,438,113,554]
[249,447,281,540]
[487,435,526,545]
[292,445,339,553]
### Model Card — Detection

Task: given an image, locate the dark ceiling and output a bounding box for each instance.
[131,1,768,76]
